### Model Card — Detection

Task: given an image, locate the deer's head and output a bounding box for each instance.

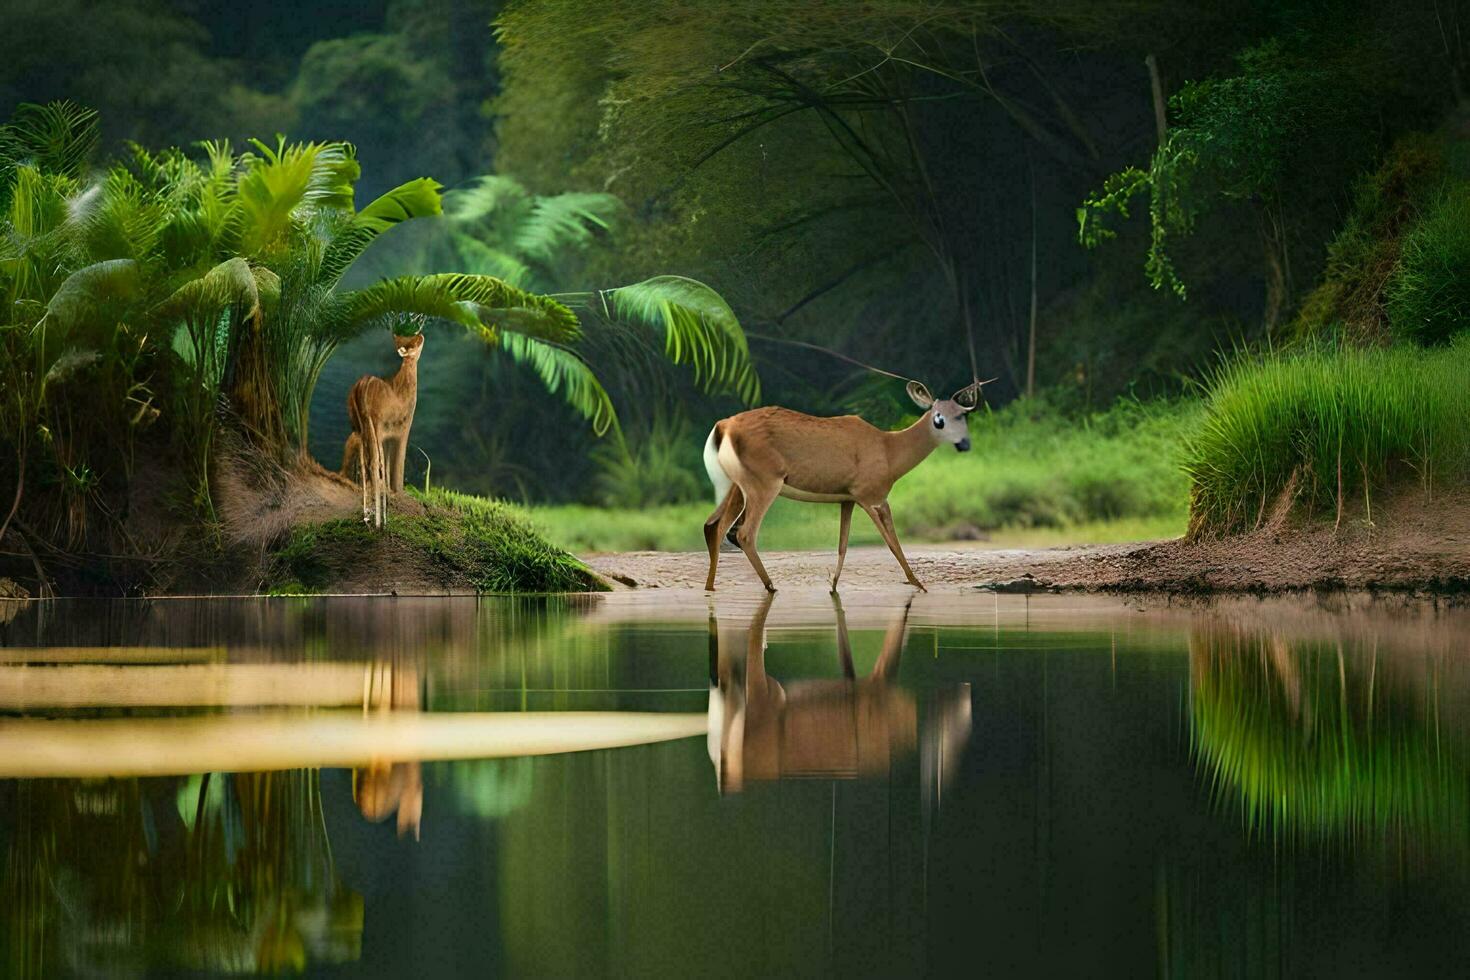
[907,380,981,452]
[394,333,425,362]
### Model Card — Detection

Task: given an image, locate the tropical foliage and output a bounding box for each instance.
[0,100,758,587]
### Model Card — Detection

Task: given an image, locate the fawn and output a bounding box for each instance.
[346,332,424,528]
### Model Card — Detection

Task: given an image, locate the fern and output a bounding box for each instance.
[330,273,582,344]
[319,176,443,286]
[583,275,761,403]
[499,332,618,436]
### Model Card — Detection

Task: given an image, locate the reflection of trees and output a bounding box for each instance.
[2,773,362,976]
[1189,617,1470,854]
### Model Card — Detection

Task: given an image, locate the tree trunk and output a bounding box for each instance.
[1026,160,1038,400]
[1145,54,1168,146]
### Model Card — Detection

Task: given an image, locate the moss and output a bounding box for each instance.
[266,488,604,594]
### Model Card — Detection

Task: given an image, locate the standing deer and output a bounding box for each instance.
[702,380,980,592]
[346,332,424,528]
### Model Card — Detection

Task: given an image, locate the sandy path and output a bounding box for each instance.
[585,543,1133,592]
[585,504,1470,594]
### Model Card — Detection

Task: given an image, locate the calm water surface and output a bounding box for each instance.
[1,589,1468,977]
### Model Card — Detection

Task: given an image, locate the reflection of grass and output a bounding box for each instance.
[1189,624,1468,852]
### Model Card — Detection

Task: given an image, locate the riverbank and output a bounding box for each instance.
[587,488,1470,594]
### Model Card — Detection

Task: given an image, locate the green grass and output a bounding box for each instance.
[268,487,603,593]
[1386,183,1470,345]
[1185,339,1470,535]
[525,399,1196,552]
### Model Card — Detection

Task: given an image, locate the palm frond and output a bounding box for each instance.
[155,257,269,394]
[452,237,533,287]
[587,275,760,403]
[236,138,360,255]
[38,258,141,357]
[319,177,443,287]
[329,273,581,344]
[0,101,99,189]
[499,332,618,437]
[443,175,530,223]
[513,191,621,264]
[154,256,262,323]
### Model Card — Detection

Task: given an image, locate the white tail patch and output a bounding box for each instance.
[703,426,734,505]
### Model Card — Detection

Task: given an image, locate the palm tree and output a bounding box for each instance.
[353,173,761,438]
[0,102,760,555]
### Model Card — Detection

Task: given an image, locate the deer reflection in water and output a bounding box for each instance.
[708,593,970,793]
[352,658,424,840]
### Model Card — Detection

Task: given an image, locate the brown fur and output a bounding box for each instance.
[347,333,424,528]
[710,594,920,793]
[704,390,975,593]
[352,660,423,840]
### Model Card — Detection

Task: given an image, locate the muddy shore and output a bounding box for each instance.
[586,526,1470,595]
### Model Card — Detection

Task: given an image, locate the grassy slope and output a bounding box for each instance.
[1186,339,1470,535]
[526,400,1196,553]
[267,487,603,594]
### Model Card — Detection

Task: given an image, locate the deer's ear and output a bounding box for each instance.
[906,381,934,409]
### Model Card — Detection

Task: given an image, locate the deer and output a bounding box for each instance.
[702,379,981,593]
[346,331,424,528]
[706,592,971,793]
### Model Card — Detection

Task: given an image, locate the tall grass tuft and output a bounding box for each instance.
[1385,184,1470,346]
[1185,339,1470,535]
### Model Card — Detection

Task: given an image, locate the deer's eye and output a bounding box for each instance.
[933,414,945,429]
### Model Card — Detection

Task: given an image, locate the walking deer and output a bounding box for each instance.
[346,332,424,528]
[702,380,981,592]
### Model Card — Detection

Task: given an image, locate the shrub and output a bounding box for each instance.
[1185,340,1470,535]
[1385,184,1470,346]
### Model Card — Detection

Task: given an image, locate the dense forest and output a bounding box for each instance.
[2,0,1469,592]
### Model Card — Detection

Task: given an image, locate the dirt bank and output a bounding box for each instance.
[586,489,1470,594]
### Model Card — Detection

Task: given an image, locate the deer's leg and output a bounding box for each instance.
[861,501,925,591]
[391,430,410,493]
[342,432,361,480]
[358,434,371,524]
[704,485,744,591]
[376,441,390,528]
[832,592,855,679]
[733,479,781,592]
[831,500,854,593]
[366,428,386,530]
[870,595,913,681]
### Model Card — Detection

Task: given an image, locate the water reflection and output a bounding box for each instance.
[709,594,971,793]
[3,773,363,974]
[1188,609,1470,857]
[353,659,424,840]
[4,593,1470,975]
